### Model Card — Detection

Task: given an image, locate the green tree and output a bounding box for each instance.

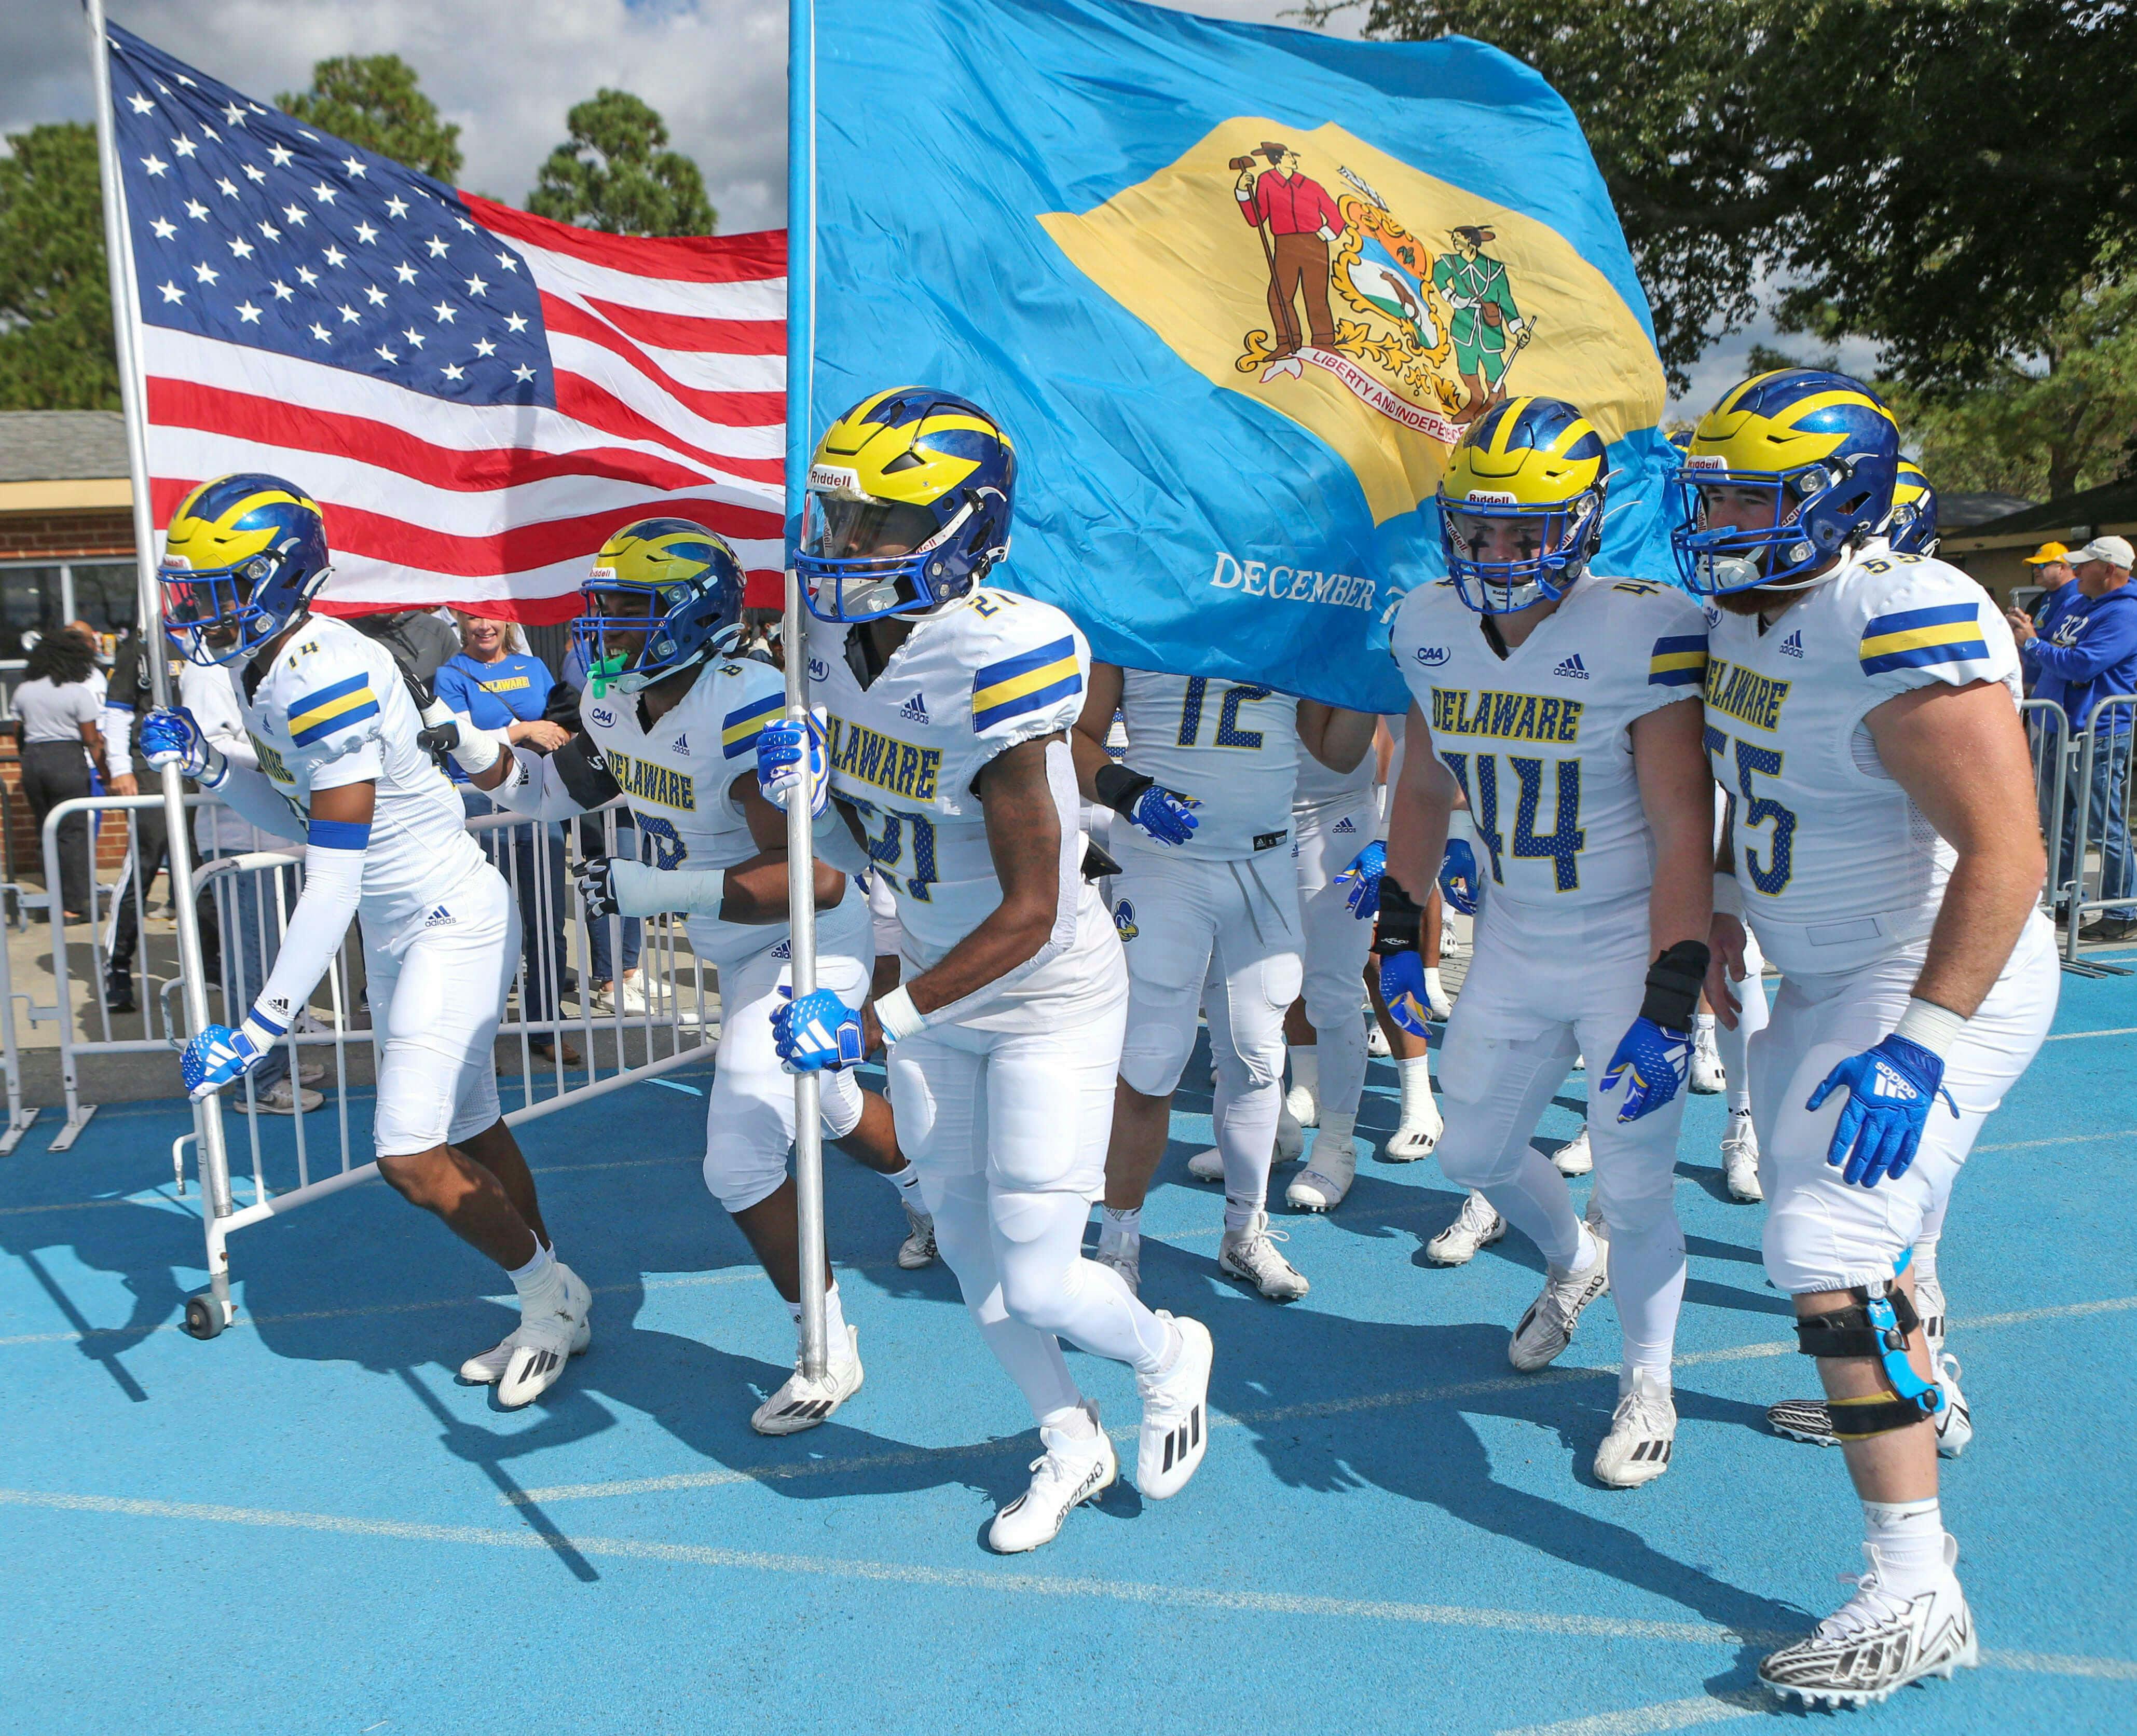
[1339,1,2137,394]
[278,54,463,182]
[0,123,116,412]
[525,90,715,237]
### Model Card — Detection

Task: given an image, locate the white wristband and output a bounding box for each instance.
[1711,871,1745,920]
[1893,996,1966,1059]
[873,983,927,1044]
[448,724,503,776]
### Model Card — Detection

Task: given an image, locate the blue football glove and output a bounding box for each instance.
[1126,783,1200,848]
[772,985,865,1072]
[1807,1034,1958,1188]
[1438,837,1480,916]
[1379,950,1434,1040]
[139,706,224,783]
[756,707,829,819]
[1600,1017,1692,1123]
[1336,841,1386,920]
[180,1022,267,1100]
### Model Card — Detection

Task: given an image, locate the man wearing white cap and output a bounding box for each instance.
[2009,535,2137,937]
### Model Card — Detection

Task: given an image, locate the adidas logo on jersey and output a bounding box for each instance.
[424,905,455,927]
[772,938,792,961]
[898,692,930,724]
[1553,654,1590,680]
[1334,816,1358,833]
[1779,630,1804,659]
[670,734,688,755]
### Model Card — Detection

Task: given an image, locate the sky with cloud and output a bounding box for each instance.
[4,0,1867,415]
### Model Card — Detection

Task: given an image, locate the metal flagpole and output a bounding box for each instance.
[783,0,828,1382]
[83,0,239,1337]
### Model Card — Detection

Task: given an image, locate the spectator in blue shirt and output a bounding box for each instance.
[2009,536,2137,934]
[439,612,577,1059]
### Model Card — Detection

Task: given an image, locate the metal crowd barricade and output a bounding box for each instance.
[2020,696,2072,919]
[2061,693,2137,968]
[15,788,721,1321]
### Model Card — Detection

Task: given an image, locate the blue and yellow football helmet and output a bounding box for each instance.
[1435,396,1609,614]
[1672,368,1900,595]
[159,473,332,665]
[573,517,747,696]
[1886,459,1939,558]
[797,387,1015,622]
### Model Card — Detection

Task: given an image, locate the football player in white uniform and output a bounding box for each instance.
[1280,732,1384,1211]
[761,388,1213,1554]
[144,474,586,1409]
[1376,398,1715,1488]
[1074,668,1375,1294]
[1677,373,2053,1705]
[467,519,930,1433]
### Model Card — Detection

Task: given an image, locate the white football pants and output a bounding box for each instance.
[886,997,1173,1425]
[1751,912,2057,1295]
[1293,797,1377,1123]
[1433,903,1689,1381]
[697,891,871,1213]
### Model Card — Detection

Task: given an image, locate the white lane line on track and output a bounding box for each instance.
[1975,1128,2136,1152]
[506,1295,2137,1506]
[1495,1689,1773,1736]
[0,1486,2130,1682]
[2043,1027,2137,1041]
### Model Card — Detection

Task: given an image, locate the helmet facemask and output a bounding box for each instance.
[1440,491,1601,616]
[572,577,743,697]
[160,543,327,666]
[798,485,1005,624]
[1673,456,1883,597]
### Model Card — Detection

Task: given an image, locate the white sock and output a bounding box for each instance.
[1397,1054,1441,1131]
[884,1163,926,1206]
[787,1282,853,1363]
[1287,1044,1319,1098]
[1423,965,1446,1003]
[1862,1497,1946,1599]
[1568,1221,1602,1276]
[1692,1011,1716,1036]
[508,1239,561,1308]
[1038,1399,1101,1445]
[1312,1016,1367,1122]
[1310,1110,1356,1162]
[1097,1204,1140,1253]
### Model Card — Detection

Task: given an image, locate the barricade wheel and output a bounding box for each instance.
[184,1295,225,1340]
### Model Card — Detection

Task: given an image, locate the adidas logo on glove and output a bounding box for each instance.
[1871,1059,1919,1101]
[1553,654,1590,680]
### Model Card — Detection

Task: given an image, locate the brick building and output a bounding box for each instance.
[0,411,142,886]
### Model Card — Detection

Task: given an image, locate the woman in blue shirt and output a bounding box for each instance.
[439,613,576,1060]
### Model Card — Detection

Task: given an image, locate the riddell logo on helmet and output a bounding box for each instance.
[809,464,862,493]
[1464,489,1517,504]
[1686,455,1727,473]
[587,566,618,581]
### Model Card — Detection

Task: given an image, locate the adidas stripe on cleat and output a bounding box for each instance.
[494,1264,593,1409]
[1136,1312,1212,1499]
[1758,1535,1978,1707]
[750,1324,866,1435]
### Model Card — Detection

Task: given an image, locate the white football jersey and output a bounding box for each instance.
[1293,733,1374,817]
[806,587,1122,1024]
[1388,572,1708,917]
[1703,541,2021,976]
[1115,668,1301,859]
[231,614,487,935]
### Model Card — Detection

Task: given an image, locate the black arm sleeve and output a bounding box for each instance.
[552,732,622,811]
[1373,875,1423,956]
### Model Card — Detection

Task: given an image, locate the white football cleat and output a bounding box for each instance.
[1758,1535,1977,1707]
[1509,1235,1609,1371]
[1285,1074,1320,1128]
[1218,1210,1309,1300]
[750,1323,865,1435]
[1094,1236,1141,1297]
[1422,966,1453,1021]
[1689,1023,1725,1093]
[1932,1354,1972,1458]
[1136,1313,1213,1498]
[988,1401,1116,1554]
[1914,1270,1948,1358]
[1593,1368,1677,1487]
[1382,1060,1443,1161]
[897,1201,938,1269]
[1366,1016,1391,1059]
[1722,1110,1762,1200]
[1286,1118,1356,1212]
[1187,1146,1225,1182]
[493,1264,594,1409]
[1766,1397,1838,1447]
[1552,1123,1593,1177]
[1426,1190,1504,1265]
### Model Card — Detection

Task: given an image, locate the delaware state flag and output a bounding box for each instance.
[813,0,1676,712]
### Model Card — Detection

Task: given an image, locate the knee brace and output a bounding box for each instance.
[1794,1254,1943,1439]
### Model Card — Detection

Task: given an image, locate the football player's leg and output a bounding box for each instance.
[1207,882,1309,1292]
[889,1026,1083,1427]
[1365,952,1443,1158]
[1290,872,1372,1209]
[1717,928,1769,1200]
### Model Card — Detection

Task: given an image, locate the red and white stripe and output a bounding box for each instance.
[139,199,788,623]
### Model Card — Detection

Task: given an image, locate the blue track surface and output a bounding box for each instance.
[5,962,2134,1735]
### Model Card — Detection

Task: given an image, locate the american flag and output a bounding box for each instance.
[106,24,786,623]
